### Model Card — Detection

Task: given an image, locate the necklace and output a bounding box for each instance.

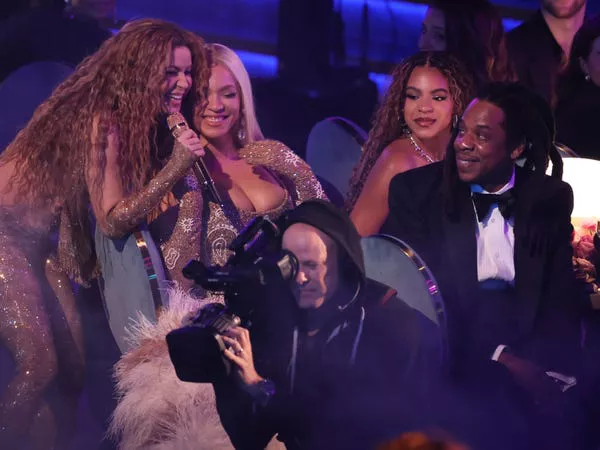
[409,134,437,164]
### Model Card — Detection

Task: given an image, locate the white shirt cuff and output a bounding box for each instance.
[491,344,508,361]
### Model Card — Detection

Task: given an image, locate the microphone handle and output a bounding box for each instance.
[192,157,223,206]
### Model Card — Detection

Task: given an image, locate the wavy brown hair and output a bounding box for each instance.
[0,18,210,280]
[346,51,475,210]
[429,0,517,88]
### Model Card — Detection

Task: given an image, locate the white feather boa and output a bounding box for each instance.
[108,289,234,450]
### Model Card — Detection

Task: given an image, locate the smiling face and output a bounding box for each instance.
[419,7,447,51]
[403,66,454,141]
[161,46,193,114]
[454,99,524,192]
[198,63,241,147]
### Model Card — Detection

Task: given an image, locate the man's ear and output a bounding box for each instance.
[510,142,525,161]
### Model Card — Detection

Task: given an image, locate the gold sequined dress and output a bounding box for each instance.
[150,139,326,287]
[0,204,86,449]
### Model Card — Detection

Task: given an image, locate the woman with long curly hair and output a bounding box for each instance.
[419,0,517,89]
[107,43,325,450]
[0,18,209,449]
[347,52,475,237]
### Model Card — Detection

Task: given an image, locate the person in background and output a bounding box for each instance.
[507,0,587,102]
[347,51,474,237]
[0,0,114,83]
[419,0,517,89]
[554,14,600,160]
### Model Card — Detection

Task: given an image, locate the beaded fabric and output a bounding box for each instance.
[151,139,326,289]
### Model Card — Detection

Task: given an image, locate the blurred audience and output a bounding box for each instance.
[347,52,474,237]
[0,0,114,83]
[378,431,469,450]
[419,0,517,89]
[554,14,600,160]
[507,0,587,102]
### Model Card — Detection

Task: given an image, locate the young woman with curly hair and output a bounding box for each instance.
[347,52,475,237]
[0,18,209,449]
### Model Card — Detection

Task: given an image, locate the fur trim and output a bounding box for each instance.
[108,288,234,450]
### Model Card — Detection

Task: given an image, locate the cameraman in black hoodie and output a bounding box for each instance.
[217,200,440,450]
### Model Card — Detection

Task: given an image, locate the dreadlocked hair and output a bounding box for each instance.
[0,18,210,280]
[346,51,475,211]
[442,82,563,216]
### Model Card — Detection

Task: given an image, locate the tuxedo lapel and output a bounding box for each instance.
[513,168,543,335]
[441,185,479,309]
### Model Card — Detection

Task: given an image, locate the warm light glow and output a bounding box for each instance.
[548,158,600,219]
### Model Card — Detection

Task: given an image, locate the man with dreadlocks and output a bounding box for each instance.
[385,82,590,449]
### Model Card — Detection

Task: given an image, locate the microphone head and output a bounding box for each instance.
[167,112,189,135]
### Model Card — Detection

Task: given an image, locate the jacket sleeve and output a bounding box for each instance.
[513,181,587,374]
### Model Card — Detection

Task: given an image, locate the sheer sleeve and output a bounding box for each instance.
[240,140,327,205]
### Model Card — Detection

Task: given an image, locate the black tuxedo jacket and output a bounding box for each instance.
[384,162,586,376]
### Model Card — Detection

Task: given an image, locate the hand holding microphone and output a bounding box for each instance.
[167,112,223,205]
[167,112,207,160]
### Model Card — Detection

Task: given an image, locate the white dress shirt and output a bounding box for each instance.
[471,171,577,385]
[470,169,516,284]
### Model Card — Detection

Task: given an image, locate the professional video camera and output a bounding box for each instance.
[166,216,299,383]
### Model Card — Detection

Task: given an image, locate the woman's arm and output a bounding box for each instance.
[350,143,414,237]
[86,123,205,239]
[241,140,328,204]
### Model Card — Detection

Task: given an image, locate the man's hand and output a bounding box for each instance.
[222,326,263,387]
[498,351,565,412]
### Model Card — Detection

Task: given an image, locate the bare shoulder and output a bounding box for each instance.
[376,138,419,174]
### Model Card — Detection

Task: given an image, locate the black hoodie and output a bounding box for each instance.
[221,201,439,450]
[279,198,366,286]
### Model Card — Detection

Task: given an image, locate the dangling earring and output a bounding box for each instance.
[237,112,247,145]
[585,73,591,82]
[452,114,459,130]
[398,109,410,136]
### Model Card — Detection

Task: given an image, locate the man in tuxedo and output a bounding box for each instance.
[385,82,589,448]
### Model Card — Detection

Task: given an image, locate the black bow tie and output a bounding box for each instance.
[472,189,516,221]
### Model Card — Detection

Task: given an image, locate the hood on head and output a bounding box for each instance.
[278,199,366,286]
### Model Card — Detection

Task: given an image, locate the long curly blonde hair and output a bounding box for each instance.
[346,51,475,210]
[0,18,210,280]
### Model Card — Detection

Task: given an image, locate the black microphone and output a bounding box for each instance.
[166,112,223,205]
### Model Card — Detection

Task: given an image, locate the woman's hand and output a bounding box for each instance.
[173,128,206,160]
[222,326,263,387]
